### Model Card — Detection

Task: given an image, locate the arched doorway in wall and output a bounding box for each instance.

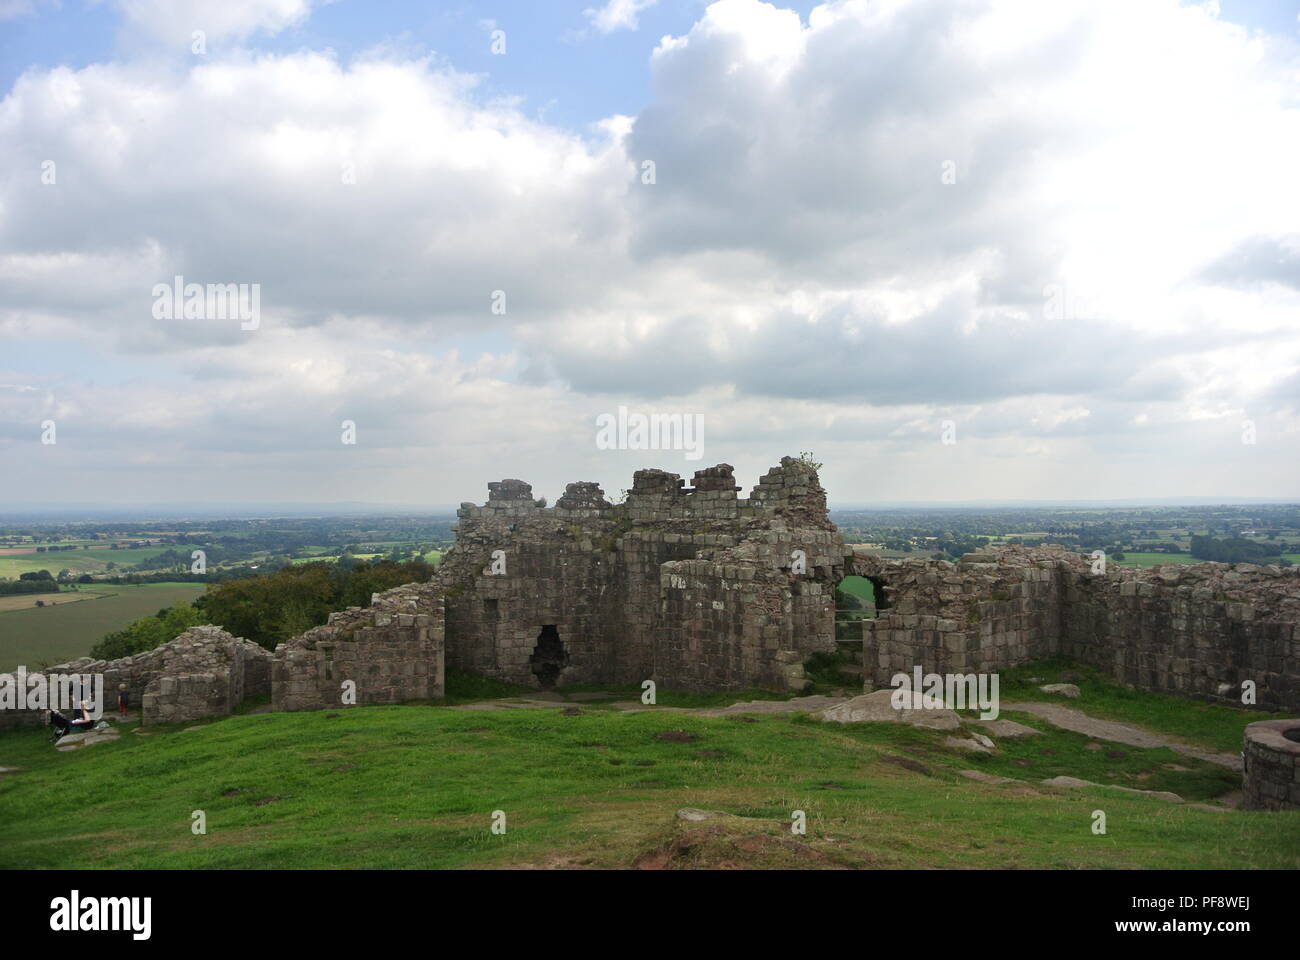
[835,575,879,639]
[529,624,567,689]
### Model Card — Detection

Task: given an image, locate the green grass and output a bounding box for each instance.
[0,582,207,671]
[954,710,1237,801]
[998,659,1291,754]
[0,694,1293,870]
[445,670,534,704]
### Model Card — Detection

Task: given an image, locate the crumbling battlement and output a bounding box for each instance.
[436,457,844,691]
[272,581,445,712]
[137,625,272,725]
[853,545,1300,713]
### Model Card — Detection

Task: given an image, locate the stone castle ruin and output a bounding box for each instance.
[433,459,844,693]
[5,455,1299,809]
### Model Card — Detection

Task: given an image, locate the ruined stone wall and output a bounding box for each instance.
[434,458,845,692]
[0,625,272,731]
[143,672,233,726]
[272,582,445,712]
[139,627,273,725]
[437,480,622,687]
[1057,558,1300,712]
[853,550,1060,687]
[850,545,1300,713]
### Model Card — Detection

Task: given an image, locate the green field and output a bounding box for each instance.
[0,582,207,671]
[1113,553,1201,568]
[0,545,203,579]
[0,662,1294,869]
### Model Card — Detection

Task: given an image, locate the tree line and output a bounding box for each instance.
[88,558,436,660]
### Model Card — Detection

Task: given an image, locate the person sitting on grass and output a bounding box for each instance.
[46,700,95,742]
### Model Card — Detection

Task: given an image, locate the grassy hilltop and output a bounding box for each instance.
[1,665,1296,870]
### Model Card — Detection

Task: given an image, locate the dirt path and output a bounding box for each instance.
[1002,701,1241,771]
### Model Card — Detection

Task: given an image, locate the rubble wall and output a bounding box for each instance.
[853,550,1060,686]
[851,546,1300,713]
[272,582,445,712]
[1058,559,1300,712]
[0,625,272,731]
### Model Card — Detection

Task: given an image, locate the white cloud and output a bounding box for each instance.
[115,0,317,44]
[584,0,658,34]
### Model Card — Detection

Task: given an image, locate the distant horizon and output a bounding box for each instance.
[3,495,1300,523]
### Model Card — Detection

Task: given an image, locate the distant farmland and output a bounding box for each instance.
[0,582,207,672]
[0,545,203,579]
[1113,552,1201,568]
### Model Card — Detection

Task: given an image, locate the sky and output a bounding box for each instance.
[1,0,1299,508]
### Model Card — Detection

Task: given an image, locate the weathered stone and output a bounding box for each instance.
[1042,776,1183,803]
[815,689,960,730]
[1242,719,1300,811]
[972,718,1041,739]
[1039,683,1081,699]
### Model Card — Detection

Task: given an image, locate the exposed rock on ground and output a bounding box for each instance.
[813,689,960,730]
[959,769,1017,784]
[971,718,1041,738]
[54,726,121,751]
[1038,683,1081,698]
[1041,775,1184,803]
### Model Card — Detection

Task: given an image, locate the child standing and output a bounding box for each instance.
[117,683,129,717]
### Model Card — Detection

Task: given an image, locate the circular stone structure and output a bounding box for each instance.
[1242,719,1300,811]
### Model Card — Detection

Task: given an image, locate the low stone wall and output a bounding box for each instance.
[273,582,445,712]
[0,625,272,732]
[1242,719,1300,811]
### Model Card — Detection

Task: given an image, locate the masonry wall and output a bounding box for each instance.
[0,625,272,732]
[1242,720,1300,811]
[851,546,1300,713]
[853,550,1059,686]
[143,672,233,725]
[1058,561,1299,712]
[434,458,845,692]
[439,482,622,687]
[273,582,445,712]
